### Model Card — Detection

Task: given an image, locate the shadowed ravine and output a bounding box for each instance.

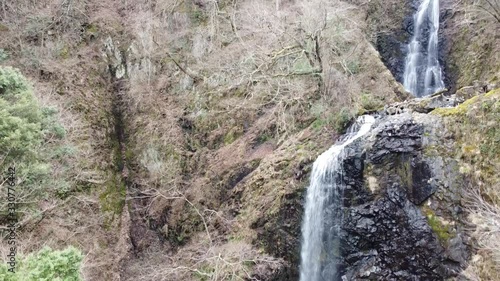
[299,116,375,281]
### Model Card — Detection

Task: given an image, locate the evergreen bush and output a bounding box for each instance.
[0,246,83,281]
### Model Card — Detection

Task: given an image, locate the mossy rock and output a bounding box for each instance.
[432,88,500,202]
[422,207,454,245]
[99,168,126,229]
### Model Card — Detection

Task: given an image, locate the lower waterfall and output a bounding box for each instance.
[299,115,375,281]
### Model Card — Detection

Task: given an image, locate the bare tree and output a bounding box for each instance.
[477,0,500,22]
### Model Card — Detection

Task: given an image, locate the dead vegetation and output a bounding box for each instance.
[469,0,500,24]
[1,0,131,280]
[86,0,404,279]
[463,184,500,280]
[3,0,472,280]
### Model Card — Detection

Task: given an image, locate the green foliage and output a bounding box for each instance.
[426,214,452,245]
[0,66,43,161]
[359,92,384,113]
[310,107,354,133]
[333,108,354,133]
[0,246,83,281]
[0,49,8,62]
[345,60,360,75]
[0,66,73,212]
[41,107,66,139]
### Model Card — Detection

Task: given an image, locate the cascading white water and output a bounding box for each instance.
[403,0,445,97]
[299,115,375,281]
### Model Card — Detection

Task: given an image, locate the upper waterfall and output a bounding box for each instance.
[299,115,375,281]
[403,0,445,97]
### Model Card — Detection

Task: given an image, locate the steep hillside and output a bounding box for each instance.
[0,0,498,280]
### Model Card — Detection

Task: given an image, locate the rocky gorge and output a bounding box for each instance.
[0,0,498,280]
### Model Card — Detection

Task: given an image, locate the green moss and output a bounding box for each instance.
[423,145,444,158]
[436,90,499,202]
[421,207,453,244]
[100,110,127,218]
[359,92,384,112]
[419,99,430,108]
[431,95,480,116]
[59,45,70,59]
[224,126,243,145]
[396,155,413,189]
[428,215,452,243]
[334,108,355,133]
[99,175,126,214]
[426,214,452,244]
[86,24,99,35]
[125,148,134,163]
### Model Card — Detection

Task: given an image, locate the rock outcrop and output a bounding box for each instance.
[291,94,474,280]
[336,106,470,280]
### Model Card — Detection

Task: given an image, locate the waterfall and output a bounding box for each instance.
[403,0,445,97]
[299,115,375,281]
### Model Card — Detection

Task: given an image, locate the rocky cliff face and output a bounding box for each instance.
[270,92,494,280]
[338,101,470,280]
[264,89,499,280]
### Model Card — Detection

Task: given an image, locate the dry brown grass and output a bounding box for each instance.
[122,234,283,281]
[1,0,407,280]
[462,184,500,280]
[0,0,132,280]
[108,1,497,279]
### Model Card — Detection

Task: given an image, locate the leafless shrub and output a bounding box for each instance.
[462,183,500,280]
[122,188,283,280]
[473,0,500,23]
[127,237,283,281]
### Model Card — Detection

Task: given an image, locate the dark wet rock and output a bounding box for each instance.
[384,93,461,115]
[252,189,304,281]
[376,33,408,82]
[263,97,471,281]
[327,109,470,280]
[340,184,460,280]
[368,114,423,163]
